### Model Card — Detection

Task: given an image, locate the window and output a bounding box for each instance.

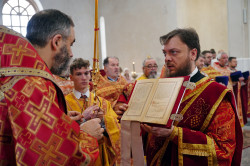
[2,0,39,36]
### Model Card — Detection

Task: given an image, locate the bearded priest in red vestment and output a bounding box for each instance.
[141,28,243,166]
[0,10,103,165]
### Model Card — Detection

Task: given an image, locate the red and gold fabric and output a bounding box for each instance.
[201,65,222,80]
[212,62,233,90]
[232,81,246,125]
[145,77,243,166]
[212,62,245,126]
[95,74,128,107]
[0,26,99,165]
[53,74,74,95]
[65,92,121,166]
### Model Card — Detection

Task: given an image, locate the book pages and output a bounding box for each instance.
[143,78,183,124]
[122,80,155,121]
[122,77,185,126]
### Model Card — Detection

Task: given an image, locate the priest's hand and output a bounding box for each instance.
[80,118,104,141]
[94,108,104,120]
[113,102,128,121]
[83,105,100,120]
[68,111,83,121]
[141,124,174,137]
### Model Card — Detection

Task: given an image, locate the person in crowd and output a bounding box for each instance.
[95,57,127,106]
[195,54,205,70]
[213,52,230,76]
[0,9,103,165]
[137,57,158,80]
[201,51,222,80]
[212,52,245,125]
[202,50,213,67]
[95,57,128,120]
[228,56,238,72]
[141,28,242,166]
[65,58,121,165]
[123,68,132,83]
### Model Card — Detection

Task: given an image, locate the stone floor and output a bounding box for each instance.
[241,118,250,166]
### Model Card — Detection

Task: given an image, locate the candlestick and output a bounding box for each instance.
[132,62,135,72]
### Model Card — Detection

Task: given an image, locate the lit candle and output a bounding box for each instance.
[132,62,135,72]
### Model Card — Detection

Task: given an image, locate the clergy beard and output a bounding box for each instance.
[148,71,157,79]
[168,57,192,77]
[51,45,71,75]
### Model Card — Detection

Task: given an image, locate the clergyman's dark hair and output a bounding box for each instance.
[26,9,74,48]
[160,28,200,60]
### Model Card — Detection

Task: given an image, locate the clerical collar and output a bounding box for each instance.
[73,89,90,99]
[189,67,198,78]
[107,76,118,82]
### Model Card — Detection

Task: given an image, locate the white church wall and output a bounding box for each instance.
[98,0,177,74]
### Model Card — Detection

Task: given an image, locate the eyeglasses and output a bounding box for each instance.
[145,65,158,69]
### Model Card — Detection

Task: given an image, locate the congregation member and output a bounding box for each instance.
[141,28,243,166]
[213,52,231,76]
[195,54,205,70]
[137,57,158,80]
[202,50,213,67]
[213,52,245,125]
[95,57,129,120]
[0,9,103,165]
[95,57,128,107]
[228,57,248,124]
[200,51,222,80]
[230,71,248,124]
[65,58,121,166]
[123,68,132,83]
[228,57,238,72]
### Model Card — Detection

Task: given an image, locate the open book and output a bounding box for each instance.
[121,76,190,128]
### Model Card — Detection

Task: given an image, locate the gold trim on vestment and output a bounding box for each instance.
[0,25,24,38]
[177,131,217,166]
[200,89,229,132]
[0,76,25,101]
[0,67,55,83]
[209,135,218,166]
[182,77,210,103]
[178,128,184,166]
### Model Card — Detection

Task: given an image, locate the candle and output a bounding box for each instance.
[132,62,135,72]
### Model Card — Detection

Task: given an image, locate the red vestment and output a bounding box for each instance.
[145,77,243,166]
[240,78,248,121]
[213,62,244,126]
[0,26,99,165]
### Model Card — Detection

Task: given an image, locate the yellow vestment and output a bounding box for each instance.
[137,74,148,80]
[201,65,222,80]
[65,92,121,165]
